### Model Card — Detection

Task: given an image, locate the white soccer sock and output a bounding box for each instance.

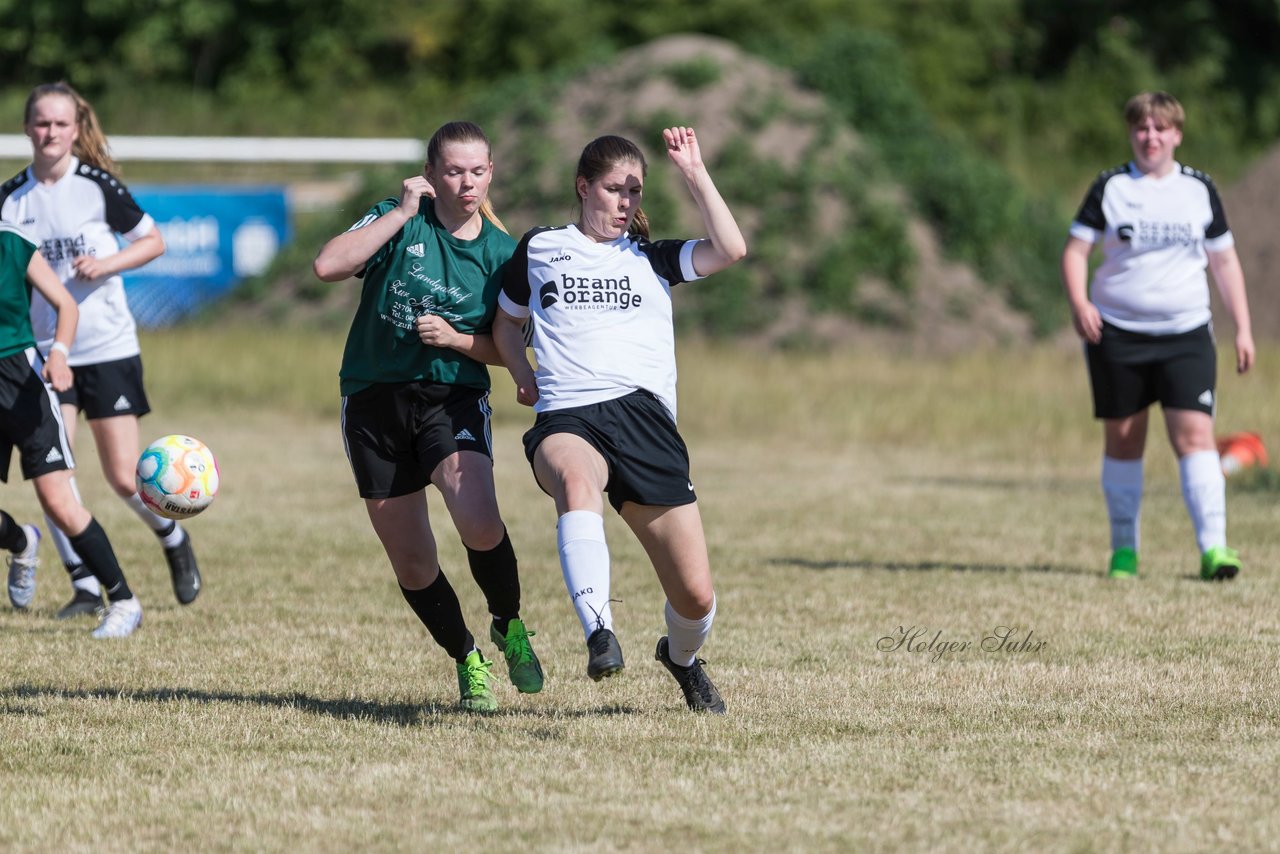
[557,510,613,642]
[1102,456,1144,552]
[1180,449,1227,552]
[125,492,183,546]
[664,597,716,668]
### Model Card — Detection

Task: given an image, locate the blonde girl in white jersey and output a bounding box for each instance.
[2,82,201,617]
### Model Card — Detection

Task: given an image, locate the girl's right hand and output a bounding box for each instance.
[398,176,436,217]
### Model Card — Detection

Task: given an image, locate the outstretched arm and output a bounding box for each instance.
[1208,246,1254,374]
[313,176,434,281]
[27,252,76,392]
[662,126,747,277]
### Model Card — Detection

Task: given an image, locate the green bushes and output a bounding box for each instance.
[784,27,1064,334]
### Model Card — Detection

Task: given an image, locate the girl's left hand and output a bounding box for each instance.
[663,126,704,175]
[417,313,461,349]
[42,356,73,392]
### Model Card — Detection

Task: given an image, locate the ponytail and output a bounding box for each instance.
[479,199,508,235]
[629,209,650,240]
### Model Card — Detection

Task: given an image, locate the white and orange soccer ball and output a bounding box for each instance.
[136,434,220,520]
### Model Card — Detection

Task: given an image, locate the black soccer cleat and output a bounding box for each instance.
[164,529,202,605]
[655,636,726,714]
[586,627,625,681]
[56,588,104,620]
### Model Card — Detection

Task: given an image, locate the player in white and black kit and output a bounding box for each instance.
[493,128,747,713]
[1,82,201,629]
[1061,91,1254,581]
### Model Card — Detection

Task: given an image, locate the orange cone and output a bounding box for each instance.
[1217,432,1267,476]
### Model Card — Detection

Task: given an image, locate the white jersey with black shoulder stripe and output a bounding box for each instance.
[0,156,155,365]
[1069,161,1233,335]
[499,224,701,419]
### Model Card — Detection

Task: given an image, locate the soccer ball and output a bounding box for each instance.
[136,434,220,520]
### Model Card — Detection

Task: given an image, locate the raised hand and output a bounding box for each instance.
[398,175,436,218]
[663,126,704,177]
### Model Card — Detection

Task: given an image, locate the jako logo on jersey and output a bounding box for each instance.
[539,281,559,309]
[550,253,571,263]
[407,243,425,258]
[1117,224,1135,242]
[558,273,643,310]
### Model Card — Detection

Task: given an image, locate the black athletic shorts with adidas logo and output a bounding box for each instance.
[522,388,697,513]
[57,354,151,419]
[341,380,494,499]
[1086,322,1216,419]
[0,349,74,482]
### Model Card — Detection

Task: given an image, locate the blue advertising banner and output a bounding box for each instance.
[122,186,290,327]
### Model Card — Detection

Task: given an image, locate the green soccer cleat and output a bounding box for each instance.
[1108,547,1138,579]
[1200,545,1241,581]
[490,618,544,694]
[456,650,498,712]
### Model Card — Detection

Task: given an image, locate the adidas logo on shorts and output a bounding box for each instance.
[45,447,64,463]
[113,395,131,411]
[454,428,476,442]
[1198,389,1214,407]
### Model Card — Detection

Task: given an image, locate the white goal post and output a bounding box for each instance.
[0,135,425,163]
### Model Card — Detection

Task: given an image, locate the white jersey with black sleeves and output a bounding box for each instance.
[498,223,701,419]
[0,156,155,365]
[1069,161,1233,335]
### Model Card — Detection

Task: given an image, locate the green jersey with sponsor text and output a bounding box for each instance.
[339,198,515,396]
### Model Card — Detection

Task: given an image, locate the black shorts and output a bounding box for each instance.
[342,381,494,499]
[1086,322,1217,419]
[0,349,74,482]
[58,355,151,419]
[523,389,696,513]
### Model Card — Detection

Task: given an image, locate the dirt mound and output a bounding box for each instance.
[1225,147,1280,340]
[259,35,1032,349]
[490,34,1031,351]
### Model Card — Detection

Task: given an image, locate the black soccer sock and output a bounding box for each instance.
[0,510,27,553]
[400,571,475,663]
[68,518,133,602]
[466,529,521,631]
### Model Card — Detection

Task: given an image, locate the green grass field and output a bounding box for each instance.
[3,330,1279,852]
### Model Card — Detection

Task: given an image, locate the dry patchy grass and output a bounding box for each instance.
[2,332,1279,851]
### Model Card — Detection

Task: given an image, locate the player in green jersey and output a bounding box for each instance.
[315,121,541,712]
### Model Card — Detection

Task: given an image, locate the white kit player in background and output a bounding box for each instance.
[0,82,202,619]
[493,127,747,713]
[1061,90,1254,582]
